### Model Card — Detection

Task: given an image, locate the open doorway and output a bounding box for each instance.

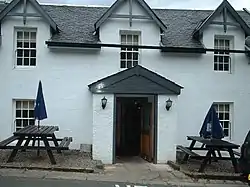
[115,95,156,163]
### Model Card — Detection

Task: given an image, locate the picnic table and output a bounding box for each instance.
[0,125,72,164]
[177,136,240,173]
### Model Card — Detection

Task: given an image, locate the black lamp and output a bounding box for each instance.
[101,97,107,109]
[166,98,173,111]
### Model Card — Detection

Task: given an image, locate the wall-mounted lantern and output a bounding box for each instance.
[166,98,173,111]
[101,97,107,109]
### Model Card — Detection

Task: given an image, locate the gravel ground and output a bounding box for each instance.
[0,150,102,173]
[179,158,237,174]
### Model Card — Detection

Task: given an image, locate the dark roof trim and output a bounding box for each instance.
[88,65,183,95]
[45,41,101,49]
[45,41,250,54]
[46,41,206,53]
[94,0,167,32]
[0,0,58,32]
[161,47,206,53]
[193,0,250,38]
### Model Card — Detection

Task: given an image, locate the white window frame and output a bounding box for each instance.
[213,102,233,140]
[213,35,234,73]
[14,28,37,68]
[120,30,141,69]
[13,99,35,132]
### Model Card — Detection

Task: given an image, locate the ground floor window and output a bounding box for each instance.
[14,100,35,131]
[214,103,232,138]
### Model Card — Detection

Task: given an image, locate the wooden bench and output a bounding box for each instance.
[59,137,73,150]
[221,148,241,157]
[177,145,200,157]
[0,136,19,148]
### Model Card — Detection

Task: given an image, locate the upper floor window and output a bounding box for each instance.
[120,32,139,69]
[16,29,37,67]
[214,38,231,72]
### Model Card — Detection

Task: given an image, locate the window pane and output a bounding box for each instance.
[225,104,229,111]
[219,40,224,47]
[120,61,126,68]
[17,49,23,57]
[31,32,36,40]
[121,35,126,43]
[17,31,23,40]
[31,50,36,57]
[17,58,23,66]
[24,42,29,48]
[224,121,229,129]
[127,35,132,44]
[224,56,229,63]
[219,113,223,120]
[214,63,218,70]
[224,129,229,137]
[127,52,132,60]
[133,61,138,66]
[24,32,29,40]
[127,61,132,68]
[16,119,22,128]
[30,58,36,66]
[17,41,22,48]
[23,119,28,127]
[219,105,224,111]
[29,101,34,108]
[16,110,21,118]
[133,35,138,44]
[24,50,29,57]
[121,52,126,60]
[225,40,230,47]
[133,52,138,60]
[29,119,35,126]
[214,56,218,62]
[30,42,36,48]
[214,39,218,48]
[219,63,223,71]
[23,101,28,109]
[24,58,29,66]
[16,101,21,109]
[29,110,34,118]
[224,63,229,71]
[225,113,229,120]
[219,56,223,62]
[23,110,28,118]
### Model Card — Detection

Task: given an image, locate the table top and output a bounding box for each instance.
[187,136,240,149]
[14,125,59,136]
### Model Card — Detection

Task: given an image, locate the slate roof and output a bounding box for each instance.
[88,65,183,94]
[1,2,250,48]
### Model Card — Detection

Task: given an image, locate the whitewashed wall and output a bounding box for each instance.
[157,95,178,163]
[92,94,114,164]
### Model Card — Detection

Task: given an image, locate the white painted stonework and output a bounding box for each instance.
[92,94,114,164]
[157,95,178,163]
[0,0,250,164]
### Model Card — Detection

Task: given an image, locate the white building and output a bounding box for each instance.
[0,0,250,164]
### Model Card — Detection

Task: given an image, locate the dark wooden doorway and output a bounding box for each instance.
[115,96,155,162]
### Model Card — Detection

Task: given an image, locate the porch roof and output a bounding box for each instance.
[88,65,183,95]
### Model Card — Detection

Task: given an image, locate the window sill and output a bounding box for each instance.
[213,70,232,74]
[13,66,37,70]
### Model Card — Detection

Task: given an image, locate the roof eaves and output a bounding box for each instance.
[193,0,250,37]
[0,0,58,33]
[94,0,167,32]
[94,0,124,30]
[29,0,58,32]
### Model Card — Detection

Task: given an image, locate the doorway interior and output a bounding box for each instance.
[114,95,156,163]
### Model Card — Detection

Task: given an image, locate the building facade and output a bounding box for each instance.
[0,0,250,164]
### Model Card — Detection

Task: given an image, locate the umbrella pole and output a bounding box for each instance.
[37,120,40,156]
